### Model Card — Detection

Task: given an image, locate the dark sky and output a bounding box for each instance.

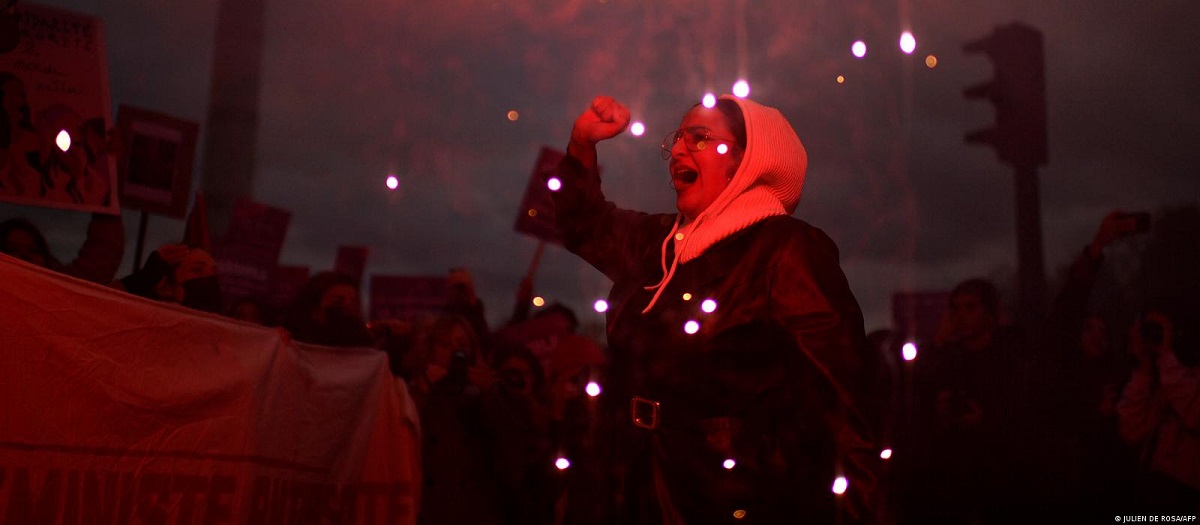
[6,0,1199,333]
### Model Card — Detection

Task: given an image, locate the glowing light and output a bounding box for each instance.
[832,476,848,495]
[555,457,571,470]
[385,175,399,190]
[732,80,750,98]
[681,293,693,301]
[586,381,602,397]
[837,75,845,84]
[527,208,538,217]
[899,31,916,54]
[684,320,700,334]
[702,93,717,108]
[594,299,609,313]
[716,144,729,155]
[630,121,645,136]
[55,130,71,152]
[547,177,562,192]
[851,40,867,58]
[532,296,545,307]
[733,510,746,520]
[723,459,736,470]
[902,342,918,361]
[926,55,938,68]
[701,299,717,313]
[674,233,684,241]
[507,110,520,121]
[880,448,893,460]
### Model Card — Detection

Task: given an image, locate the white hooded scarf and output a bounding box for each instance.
[642,95,808,313]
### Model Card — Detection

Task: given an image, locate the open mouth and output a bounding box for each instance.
[672,169,698,185]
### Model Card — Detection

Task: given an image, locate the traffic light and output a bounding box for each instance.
[963,23,1047,168]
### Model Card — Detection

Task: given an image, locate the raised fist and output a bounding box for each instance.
[571,95,631,146]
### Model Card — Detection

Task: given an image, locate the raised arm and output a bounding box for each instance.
[59,212,125,284]
[552,96,672,281]
[1046,210,1145,344]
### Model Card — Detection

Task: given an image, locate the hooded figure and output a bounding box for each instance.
[551,95,878,524]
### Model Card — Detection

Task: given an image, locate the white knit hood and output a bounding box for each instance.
[642,95,808,313]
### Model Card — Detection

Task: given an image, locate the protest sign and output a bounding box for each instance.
[212,199,291,305]
[513,147,565,243]
[0,3,117,213]
[116,105,198,218]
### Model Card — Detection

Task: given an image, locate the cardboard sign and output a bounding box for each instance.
[0,3,118,214]
[116,105,199,218]
[368,275,448,322]
[213,199,291,304]
[512,147,564,243]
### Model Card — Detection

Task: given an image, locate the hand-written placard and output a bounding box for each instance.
[0,3,116,214]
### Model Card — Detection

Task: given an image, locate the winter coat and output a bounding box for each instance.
[551,95,878,524]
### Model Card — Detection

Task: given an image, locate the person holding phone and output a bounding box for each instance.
[1117,298,1200,509]
[550,95,876,523]
[1033,208,1145,509]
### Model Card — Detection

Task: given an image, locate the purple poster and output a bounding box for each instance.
[213,199,291,304]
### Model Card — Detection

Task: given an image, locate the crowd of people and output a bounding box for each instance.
[881,211,1200,521]
[1,93,1197,524]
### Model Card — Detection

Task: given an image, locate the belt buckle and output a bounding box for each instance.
[631,396,660,430]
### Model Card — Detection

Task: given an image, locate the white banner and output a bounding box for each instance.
[0,254,420,524]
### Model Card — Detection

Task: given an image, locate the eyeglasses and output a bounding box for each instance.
[660,126,737,160]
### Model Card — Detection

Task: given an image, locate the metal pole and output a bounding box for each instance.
[133,210,149,271]
[1013,164,1045,330]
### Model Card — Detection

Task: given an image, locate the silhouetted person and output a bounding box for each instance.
[1037,211,1147,508]
[1,214,124,284]
[119,243,222,313]
[1117,296,1200,511]
[901,279,1036,523]
[282,271,372,347]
